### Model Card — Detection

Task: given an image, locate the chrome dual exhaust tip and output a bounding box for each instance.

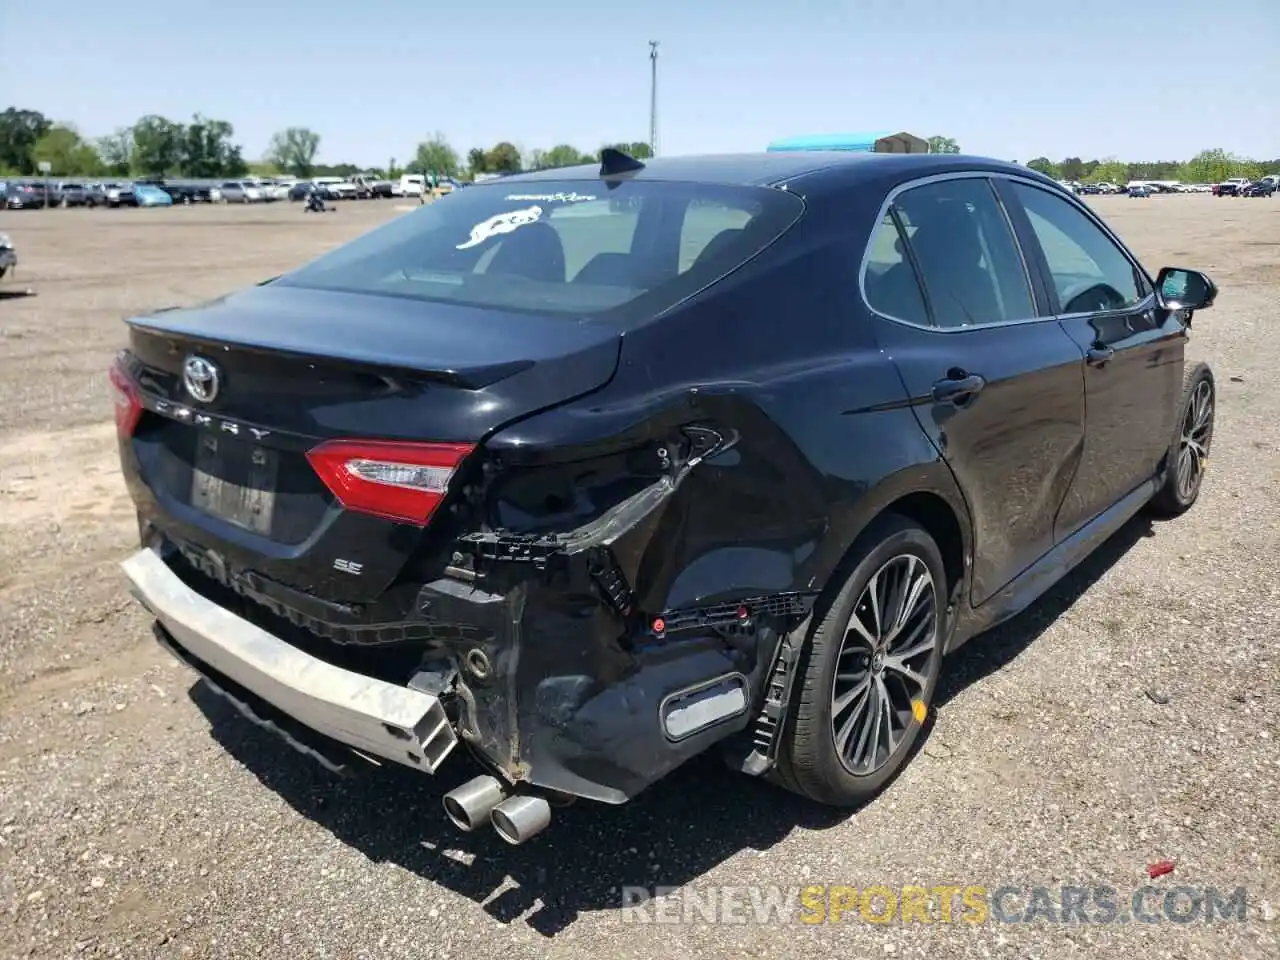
[442,775,553,844]
[489,795,552,845]
[442,774,507,832]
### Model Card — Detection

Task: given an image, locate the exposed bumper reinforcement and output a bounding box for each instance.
[120,547,457,773]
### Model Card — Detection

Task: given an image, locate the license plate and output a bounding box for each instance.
[190,435,278,535]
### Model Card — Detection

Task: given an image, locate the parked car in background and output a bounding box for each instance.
[144,180,216,204]
[1128,184,1153,198]
[1213,178,1250,196]
[0,232,15,280]
[313,177,356,200]
[1241,180,1276,198]
[218,181,264,203]
[245,178,284,202]
[349,174,394,198]
[344,177,373,199]
[3,180,48,208]
[112,152,1220,841]
[289,181,342,202]
[85,183,110,207]
[104,183,138,207]
[134,184,174,207]
[55,182,90,207]
[399,174,426,197]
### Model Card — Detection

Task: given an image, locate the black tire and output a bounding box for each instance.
[1148,361,1215,518]
[775,514,947,806]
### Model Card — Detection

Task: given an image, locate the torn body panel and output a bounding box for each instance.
[430,404,827,801]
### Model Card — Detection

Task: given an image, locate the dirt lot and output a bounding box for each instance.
[0,197,1276,960]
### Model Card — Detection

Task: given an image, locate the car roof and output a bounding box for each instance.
[490,152,1034,189]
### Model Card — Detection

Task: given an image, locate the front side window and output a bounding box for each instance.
[278,179,803,319]
[1010,182,1147,314]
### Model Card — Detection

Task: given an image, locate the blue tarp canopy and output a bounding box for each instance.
[767,131,929,154]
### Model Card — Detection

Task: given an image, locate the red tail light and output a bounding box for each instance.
[306,439,474,526]
[109,356,143,438]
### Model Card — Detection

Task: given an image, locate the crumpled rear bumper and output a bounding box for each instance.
[121,547,457,773]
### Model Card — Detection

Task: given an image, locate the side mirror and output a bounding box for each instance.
[1155,267,1217,313]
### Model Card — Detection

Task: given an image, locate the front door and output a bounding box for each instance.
[999,180,1185,541]
[862,175,1086,605]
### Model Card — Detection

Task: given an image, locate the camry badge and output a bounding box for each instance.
[182,355,220,404]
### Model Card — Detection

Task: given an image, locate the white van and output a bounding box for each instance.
[399,175,425,197]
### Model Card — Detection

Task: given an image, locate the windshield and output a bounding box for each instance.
[276,178,804,318]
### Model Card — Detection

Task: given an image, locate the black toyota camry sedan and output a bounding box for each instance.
[112,149,1218,844]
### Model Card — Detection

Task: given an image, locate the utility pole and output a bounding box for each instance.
[649,40,659,157]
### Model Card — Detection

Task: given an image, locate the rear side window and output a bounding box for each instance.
[864,211,929,325]
[890,178,1035,328]
[277,179,804,319]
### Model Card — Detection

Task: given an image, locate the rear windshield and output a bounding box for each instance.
[276,179,804,318]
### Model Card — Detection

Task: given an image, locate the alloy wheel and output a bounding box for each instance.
[1176,379,1214,502]
[830,554,939,776]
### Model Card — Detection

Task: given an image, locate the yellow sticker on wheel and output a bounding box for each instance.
[911,699,928,724]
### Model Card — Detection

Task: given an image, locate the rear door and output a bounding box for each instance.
[862,174,1086,605]
[997,179,1184,541]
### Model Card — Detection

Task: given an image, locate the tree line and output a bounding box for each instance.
[0,108,251,180]
[1025,150,1280,184]
[2,108,1275,185]
[379,137,656,182]
[0,106,657,183]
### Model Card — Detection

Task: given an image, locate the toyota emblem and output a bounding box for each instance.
[182,355,221,403]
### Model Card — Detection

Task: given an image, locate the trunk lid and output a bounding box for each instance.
[120,283,620,602]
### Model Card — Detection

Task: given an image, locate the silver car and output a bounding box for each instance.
[219,181,264,203]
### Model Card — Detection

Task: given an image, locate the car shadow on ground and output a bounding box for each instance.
[189,512,1156,935]
[935,513,1156,706]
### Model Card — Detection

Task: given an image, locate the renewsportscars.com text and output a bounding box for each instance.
[620,884,1250,925]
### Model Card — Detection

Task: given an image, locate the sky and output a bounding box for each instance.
[2,0,1277,167]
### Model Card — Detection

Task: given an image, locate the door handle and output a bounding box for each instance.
[1086,345,1115,367]
[931,372,986,404]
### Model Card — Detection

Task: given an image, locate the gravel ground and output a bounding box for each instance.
[0,197,1276,960]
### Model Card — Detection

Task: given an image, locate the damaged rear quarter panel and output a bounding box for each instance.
[440,211,959,802]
